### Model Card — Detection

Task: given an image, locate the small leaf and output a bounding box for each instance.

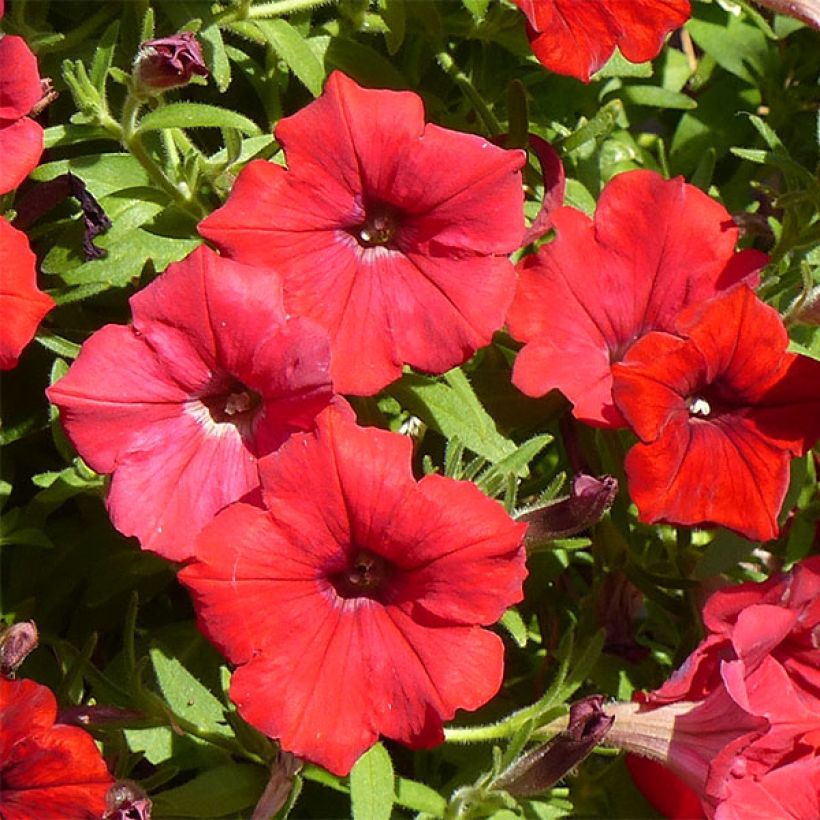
[255,20,325,97]
[150,646,231,737]
[350,743,395,820]
[389,369,516,464]
[395,777,446,816]
[90,20,120,99]
[150,763,268,817]
[499,608,529,648]
[618,85,697,109]
[138,102,261,135]
[200,23,231,91]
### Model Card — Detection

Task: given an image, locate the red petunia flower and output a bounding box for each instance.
[0,677,114,819]
[507,170,766,428]
[512,0,691,82]
[625,754,705,818]
[179,407,528,775]
[606,556,820,819]
[47,245,336,562]
[0,34,45,194]
[612,286,820,541]
[199,71,526,396]
[0,217,54,370]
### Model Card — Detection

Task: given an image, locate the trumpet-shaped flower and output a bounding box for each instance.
[507,170,766,427]
[0,677,114,819]
[0,217,54,370]
[47,246,336,561]
[612,286,820,541]
[199,71,526,396]
[512,0,691,82]
[179,408,528,775]
[0,34,45,193]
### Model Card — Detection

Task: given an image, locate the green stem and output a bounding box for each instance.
[435,49,502,137]
[120,92,207,219]
[445,709,568,744]
[214,0,336,24]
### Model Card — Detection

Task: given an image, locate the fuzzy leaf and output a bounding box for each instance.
[137,103,261,135]
[350,743,395,820]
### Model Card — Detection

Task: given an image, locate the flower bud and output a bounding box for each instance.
[132,32,208,96]
[495,696,614,796]
[519,473,618,545]
[0,620,38,677]
[104,780,152,820]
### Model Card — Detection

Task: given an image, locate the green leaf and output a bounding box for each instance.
[150,763,268,817]
[350,743,395,820]
[137,103,261,135]
[395,777,446,816]
[476,434,552,491]
[380,0,406,55]
[200,23,232,92]
[255,20,325,97]
[499,608,528,648]
[461,0,490,21]
[90,20,120,99]
[594,48,653,79]
[389,370,516,464]
[322,36,408,90]
[150,646,231,737]
[618,85,697,110]
[31,154,152,199]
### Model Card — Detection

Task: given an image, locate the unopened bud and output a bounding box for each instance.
[132,32,208,96]
[519,473,618,545]
[0,621,39,677]
[496,696,614,796]
[789,284,820,326]
[104,780,152,820]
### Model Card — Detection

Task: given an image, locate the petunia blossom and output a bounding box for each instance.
[179,407,528,775]
[612,286,820,541]
[604,556,820,819]
[47,245,337,562]
[0,677,114,819]
[199,70,526,396]
[0,217,55,370]
[507,170,767,428]
[0,34,45,194]
[512,0,691,82]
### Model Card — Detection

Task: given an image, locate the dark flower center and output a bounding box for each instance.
[353,203,401,248]
[330,549,391,600]
[687,383,736,420]
[202,380,261,425]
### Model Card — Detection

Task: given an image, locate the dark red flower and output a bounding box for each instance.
[179,407,528,775]
[507,170,766,428]
[47,245,336,562]
[0,217,54,370]
[512,0,691,82]
[0,34,45,193]
[612,286,820,541]
[132,31,208,95]
[605,556,820,818]
[199,71,526,396]
[0,677,114,819]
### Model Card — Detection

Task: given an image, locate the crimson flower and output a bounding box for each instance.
[512,0,691,82]
[179,407,528,775]
[0,33,45,193]
[605,556,820,818]
[0,217,54,370]
[612,286,820,541]
[507,170,766,428]
[199,71,526,396]
[47,245,336,562]
[0,677,114,819]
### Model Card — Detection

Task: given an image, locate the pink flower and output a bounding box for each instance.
[0,677,114,819]
[179,407,528,775]
[0,34,45,193]
[512,0,691,82]
[506,170,766,428]
[612,286,820,541]
[0,217,54,370]
[199,71,526,396]
[605,556,820,818]
[47,246,336,562]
